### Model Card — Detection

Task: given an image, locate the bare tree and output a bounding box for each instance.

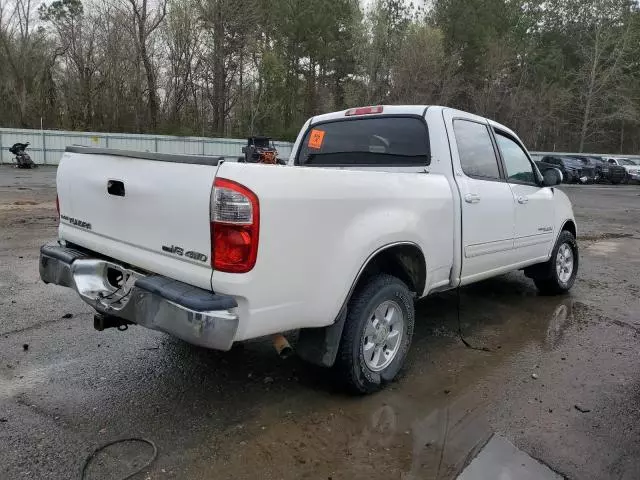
[197,0,256,135]
[164,0,202,131]
[0,0,47,126]
[576,20,633,151]
[40,0,101,128]
[123,0,167,130]
[390,25,461,105]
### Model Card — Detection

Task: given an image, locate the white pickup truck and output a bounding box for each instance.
[40,106,578,393]
[604,157,640,182]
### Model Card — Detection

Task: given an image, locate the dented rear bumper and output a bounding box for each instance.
[39,243,239,350]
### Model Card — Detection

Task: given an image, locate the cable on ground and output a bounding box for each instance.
[456,287,493,353]
[80,437,158,480]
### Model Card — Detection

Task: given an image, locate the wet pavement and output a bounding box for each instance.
[1,166,639,480]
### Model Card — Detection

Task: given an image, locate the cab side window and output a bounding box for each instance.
[495,132,536,185]
[453,120,501,180]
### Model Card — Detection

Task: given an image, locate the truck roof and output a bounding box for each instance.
[309,105,520,142]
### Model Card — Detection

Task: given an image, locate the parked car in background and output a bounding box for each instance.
[568,155,626,184]
[566,156,597,183]
[605,157,640,183]
[541,155,587,184]
[568,156,600,182]
[585,156,626,184]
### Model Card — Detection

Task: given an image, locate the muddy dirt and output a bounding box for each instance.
[1,167,639,480]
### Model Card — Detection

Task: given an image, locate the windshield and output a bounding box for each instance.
[296,116,430,166]
[618,158,637,166]
[562,157,582,167]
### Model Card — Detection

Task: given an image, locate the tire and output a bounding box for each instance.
[334,274,415,394]
[531,230,579,295]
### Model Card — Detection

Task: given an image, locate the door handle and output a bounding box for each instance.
[464,193,481,204]
[517,195,529,204]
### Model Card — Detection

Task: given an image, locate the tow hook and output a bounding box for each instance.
[94,314,133,332]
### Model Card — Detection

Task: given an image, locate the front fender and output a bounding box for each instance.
[549,189,577,256]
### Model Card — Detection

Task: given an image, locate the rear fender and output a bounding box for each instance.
[297,242,425,367]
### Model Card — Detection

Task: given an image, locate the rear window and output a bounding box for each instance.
[296,116,430,166]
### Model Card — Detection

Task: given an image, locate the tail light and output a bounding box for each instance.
[210,178,259,273]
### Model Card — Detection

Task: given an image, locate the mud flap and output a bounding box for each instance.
[296,307,347,368]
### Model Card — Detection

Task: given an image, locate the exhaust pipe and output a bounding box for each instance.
[272,334,293,359]
[94,314,133,331]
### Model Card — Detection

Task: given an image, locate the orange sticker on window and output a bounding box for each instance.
[308,129,325,149]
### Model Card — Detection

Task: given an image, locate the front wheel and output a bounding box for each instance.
[563,172,573,183]
[334,274,415,394]
[531,230,579,295]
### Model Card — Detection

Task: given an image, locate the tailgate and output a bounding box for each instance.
[56,149,218,289]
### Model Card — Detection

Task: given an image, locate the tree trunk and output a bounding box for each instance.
[306,59,316,118]
[212,1,226,136]
[239,46,244,135]
[618,120,623,153]
[139,36,159,130]
[17,78,28,127]
[578,95,591,153]
[579,27,601,153]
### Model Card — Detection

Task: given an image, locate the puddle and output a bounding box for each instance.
[176,281,589,479]
[393,395,491,479]
[544,301,574,350]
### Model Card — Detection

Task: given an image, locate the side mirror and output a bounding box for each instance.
[542,168,563,186]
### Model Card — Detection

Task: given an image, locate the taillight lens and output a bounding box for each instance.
[210,178,259,273]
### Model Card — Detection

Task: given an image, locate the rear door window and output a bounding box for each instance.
[296,116,430,166]
[453,120,501,180]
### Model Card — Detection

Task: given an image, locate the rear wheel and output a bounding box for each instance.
[531,230,579,295]
[334,274,414,394]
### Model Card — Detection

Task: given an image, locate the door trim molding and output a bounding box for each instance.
[465,238,514,258]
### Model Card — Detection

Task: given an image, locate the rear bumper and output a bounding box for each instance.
[39,243,239,351]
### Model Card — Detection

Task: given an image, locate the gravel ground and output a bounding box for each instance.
[1,166,639,480]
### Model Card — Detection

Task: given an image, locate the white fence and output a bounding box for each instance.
[0,127,294,165]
